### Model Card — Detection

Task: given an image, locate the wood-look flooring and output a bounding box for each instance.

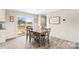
[0,36,78,49]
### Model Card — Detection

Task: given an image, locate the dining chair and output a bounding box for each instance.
[47,28,51,46]
[40,32,47,46]
[41,28,51,47]
[26,27,33,43]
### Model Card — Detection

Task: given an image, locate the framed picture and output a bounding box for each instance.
[49,16,60,24]
[10,16,14,22]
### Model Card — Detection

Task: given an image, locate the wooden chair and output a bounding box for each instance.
[26,27,33,42]
[40,28,51,47]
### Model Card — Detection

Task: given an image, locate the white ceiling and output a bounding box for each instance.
[16,9,58,15]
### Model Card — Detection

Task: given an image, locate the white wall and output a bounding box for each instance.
[47,9,79,43]
[5,10,37,39]
[5,10,18,39]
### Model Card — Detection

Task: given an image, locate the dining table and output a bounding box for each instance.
[29,29,49,47]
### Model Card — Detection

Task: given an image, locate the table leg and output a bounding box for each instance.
[29,31,31,43]
[39,34,41,47]
[26,30,28,43]
[47,33,49,47]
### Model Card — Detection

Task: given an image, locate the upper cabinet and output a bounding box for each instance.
[0,9,5,21]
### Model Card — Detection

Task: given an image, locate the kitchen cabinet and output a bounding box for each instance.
[0,21,6,43]
[0,30,6,43]
[0,9,5,21]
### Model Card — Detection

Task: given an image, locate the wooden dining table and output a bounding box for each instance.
[29,29,48,46]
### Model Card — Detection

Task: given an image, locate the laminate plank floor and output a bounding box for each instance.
[0,36,78,49]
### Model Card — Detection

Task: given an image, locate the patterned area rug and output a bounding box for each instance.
[28,36,78,49]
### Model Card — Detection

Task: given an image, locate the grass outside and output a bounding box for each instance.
[18,24,32,34]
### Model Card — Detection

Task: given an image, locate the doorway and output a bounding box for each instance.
[17,16,33,36]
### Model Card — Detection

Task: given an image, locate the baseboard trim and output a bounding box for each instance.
[6,37,17,41]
